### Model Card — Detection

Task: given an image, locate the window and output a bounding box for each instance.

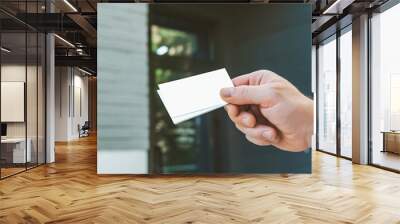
[317,36,337,154]
[339,27,352,158]
[370,3,400,171]
[316,26,353,159]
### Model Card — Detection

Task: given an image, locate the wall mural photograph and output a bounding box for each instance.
[98,3,312,174]
[2,1,400,223]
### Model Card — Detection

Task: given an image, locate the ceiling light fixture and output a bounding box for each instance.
[78,67,93,76]
[63,0,78,12]
[322,0,353,15]
[54,34,75,48]
[76,48,84,55]
[1,47,11,53]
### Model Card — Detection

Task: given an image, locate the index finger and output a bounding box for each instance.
[232,74,251,86]
[225,104,256,128]
[232,70,279,86]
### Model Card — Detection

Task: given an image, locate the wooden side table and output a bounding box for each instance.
[381,131,400,154]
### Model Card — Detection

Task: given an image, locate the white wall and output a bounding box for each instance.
[1,65,39,138]
[55,67,89,141]
[55,66,69,141]
[1,65,29,141]
[71,73,89,138]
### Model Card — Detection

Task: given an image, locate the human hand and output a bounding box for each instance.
[220,70,313,152]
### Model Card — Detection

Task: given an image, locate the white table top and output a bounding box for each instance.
[1,138,29,143]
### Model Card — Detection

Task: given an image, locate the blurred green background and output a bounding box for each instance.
[149,4,311,173]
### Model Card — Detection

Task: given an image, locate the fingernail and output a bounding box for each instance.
[220,88,233,98]
[262,130,274,141]
[242,117,250,126]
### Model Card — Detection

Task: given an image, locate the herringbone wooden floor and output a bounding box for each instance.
[1,135,400,224]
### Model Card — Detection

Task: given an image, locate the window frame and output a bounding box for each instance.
[315,24,353,160]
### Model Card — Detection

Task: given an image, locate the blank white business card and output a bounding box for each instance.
[157,68,233,124]
[172,104,223,124]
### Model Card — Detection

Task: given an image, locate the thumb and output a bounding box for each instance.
[220,85,272,105]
